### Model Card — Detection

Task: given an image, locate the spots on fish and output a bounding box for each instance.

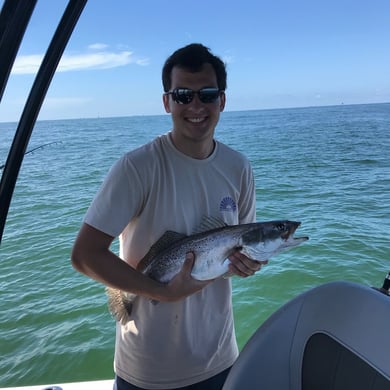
[107,219,308,324]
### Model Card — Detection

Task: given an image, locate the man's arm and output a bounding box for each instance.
[71,223,211,302]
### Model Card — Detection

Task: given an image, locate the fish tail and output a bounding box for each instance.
[106,287,135,325]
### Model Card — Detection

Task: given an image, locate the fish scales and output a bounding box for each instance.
[145,229,242,282]
[107,220,308,324]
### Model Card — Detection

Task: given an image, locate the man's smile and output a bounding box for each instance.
[186,116,207,123]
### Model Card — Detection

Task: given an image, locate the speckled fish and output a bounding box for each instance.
[107,219,308,324]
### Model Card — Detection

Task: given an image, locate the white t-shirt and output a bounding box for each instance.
[84,133,256,389]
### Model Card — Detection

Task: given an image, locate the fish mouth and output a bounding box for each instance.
[281,221,300,240]
[281,222,309,244]
[287,235,309,247]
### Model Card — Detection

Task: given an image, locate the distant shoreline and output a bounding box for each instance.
[1,101,389,125]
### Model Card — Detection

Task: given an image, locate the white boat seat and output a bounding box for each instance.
[223,281,390,390]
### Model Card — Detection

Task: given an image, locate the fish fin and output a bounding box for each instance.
[137,230,187,272]
[192,215,229,234]
[106,287,136,325]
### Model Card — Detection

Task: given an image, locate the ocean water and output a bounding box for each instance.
[0,103,389,387]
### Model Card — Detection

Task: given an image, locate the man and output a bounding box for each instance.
[71,43,266,390]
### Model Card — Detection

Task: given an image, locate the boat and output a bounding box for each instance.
[1,380,113,390]
[1,280,389,389]
[223,280,390,389]
[1,1,389,389]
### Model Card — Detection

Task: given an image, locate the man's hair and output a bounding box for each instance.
[162,43,227,92]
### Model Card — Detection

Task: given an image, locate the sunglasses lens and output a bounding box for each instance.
[169,88,221,104]
[173,89,194,104]
[198,88,220,103]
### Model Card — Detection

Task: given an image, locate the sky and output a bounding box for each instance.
[1,0,389,122]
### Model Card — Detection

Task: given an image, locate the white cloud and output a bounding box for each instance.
[88,43,109,50]
[222,55,234,64]
[11,48,149,75]
[135,58,150,66]
[58,51,134,71]
[12,55,43,74]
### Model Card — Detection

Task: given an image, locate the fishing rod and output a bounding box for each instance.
[0,141,61,170]
[0,0,87,245]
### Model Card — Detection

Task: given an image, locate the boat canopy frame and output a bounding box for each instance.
[0,0,87,244]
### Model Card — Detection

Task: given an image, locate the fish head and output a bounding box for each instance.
[241,220,308,260]
[242,220,301,242]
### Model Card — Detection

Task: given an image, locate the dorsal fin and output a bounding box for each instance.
[192,215,228,235]
[136,230,187,272]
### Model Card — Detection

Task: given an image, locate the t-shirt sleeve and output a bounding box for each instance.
[238,161,256,224]
[84,154,145,237]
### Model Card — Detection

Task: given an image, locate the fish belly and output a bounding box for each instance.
[191,247,232,280]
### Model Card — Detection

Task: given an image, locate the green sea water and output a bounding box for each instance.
[0,103,389,387]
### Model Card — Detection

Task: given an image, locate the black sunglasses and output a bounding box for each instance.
[165,87,223,104]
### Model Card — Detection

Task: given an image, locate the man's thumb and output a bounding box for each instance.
[184,251,195,268]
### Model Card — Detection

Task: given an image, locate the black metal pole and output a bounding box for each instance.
[0,0,88,244]
[380,272,390,295]
[372,272,390,296]
[0,0,37,102]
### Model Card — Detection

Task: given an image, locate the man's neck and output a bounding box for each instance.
[169,132,215,160]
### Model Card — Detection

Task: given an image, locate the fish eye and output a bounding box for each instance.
[276,222,287,231]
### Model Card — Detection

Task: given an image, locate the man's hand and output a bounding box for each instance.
[228,250,268,277]
[164,252,213,302]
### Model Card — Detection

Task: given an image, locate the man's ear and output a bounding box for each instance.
[219,92,226,112]
[163,94,171,113]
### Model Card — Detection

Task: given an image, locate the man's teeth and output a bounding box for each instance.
[188,117,205,123]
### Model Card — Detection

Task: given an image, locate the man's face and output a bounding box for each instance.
[163,63,225,144]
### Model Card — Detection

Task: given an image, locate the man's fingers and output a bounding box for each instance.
[185,251,195,262]
[228,251,269,277]
[182,252,195,272]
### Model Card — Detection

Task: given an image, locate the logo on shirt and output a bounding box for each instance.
[220,196,237,213]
